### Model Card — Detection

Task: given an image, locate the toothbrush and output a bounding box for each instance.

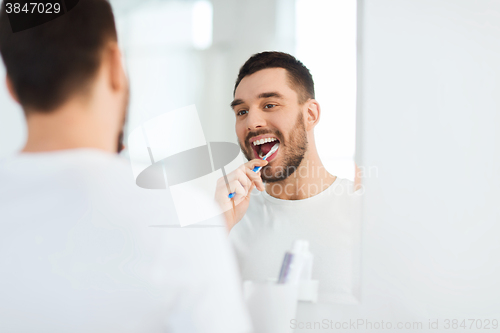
[228,143,279,199]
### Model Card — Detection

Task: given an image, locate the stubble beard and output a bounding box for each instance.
[239,110,308,183]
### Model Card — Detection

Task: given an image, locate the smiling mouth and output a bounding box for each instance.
[251,137,280,160]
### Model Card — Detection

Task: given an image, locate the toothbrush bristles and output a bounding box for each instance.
[263,143,279,160]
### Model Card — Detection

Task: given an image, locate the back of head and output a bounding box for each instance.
[0,0,117,113]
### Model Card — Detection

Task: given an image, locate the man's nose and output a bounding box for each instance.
[246,108,266,131]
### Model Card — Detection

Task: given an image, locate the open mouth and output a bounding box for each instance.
[251,137,280,161]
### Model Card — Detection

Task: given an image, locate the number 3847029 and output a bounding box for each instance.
[5,2,61,14]
[444,319,498,330]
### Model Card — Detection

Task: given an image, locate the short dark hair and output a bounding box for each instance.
[0,0,117,112]
[234,51,315,104]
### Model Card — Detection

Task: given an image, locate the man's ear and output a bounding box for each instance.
[305,99,320,131]
[6,76,20,104]
[105,42,126,93]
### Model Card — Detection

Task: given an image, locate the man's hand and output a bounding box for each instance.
[215,159,268,231]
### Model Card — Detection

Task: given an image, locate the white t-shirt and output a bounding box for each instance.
[229,177,361,304]
[0,149,252,333]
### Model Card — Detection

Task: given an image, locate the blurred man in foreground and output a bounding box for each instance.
[0,1,251,332]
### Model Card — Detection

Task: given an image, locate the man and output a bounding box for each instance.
[0,1,251,332]
[215,52,361,303]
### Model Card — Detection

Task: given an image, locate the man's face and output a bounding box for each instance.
[232,68,308,182]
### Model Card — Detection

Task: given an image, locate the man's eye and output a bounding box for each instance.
[237,110,248,116]
[264,104,275,109]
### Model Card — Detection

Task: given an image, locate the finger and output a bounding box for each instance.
[238,170,253,194]
[244,159,268,171]
[219,161,266,196]
[246,183,256,198]
[219,167,248,190]
[216,171,247,197]
[234,183,256,206]
[244,168,265,191]
[228,180,247,204]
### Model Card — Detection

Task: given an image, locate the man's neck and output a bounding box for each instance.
[265,152,336,200]
[22,103,116,153]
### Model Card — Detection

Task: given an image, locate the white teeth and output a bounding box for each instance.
[252,137,277,146]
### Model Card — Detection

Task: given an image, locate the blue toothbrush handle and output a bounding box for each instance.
[252,165,263,172]
[227,165,263,199]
